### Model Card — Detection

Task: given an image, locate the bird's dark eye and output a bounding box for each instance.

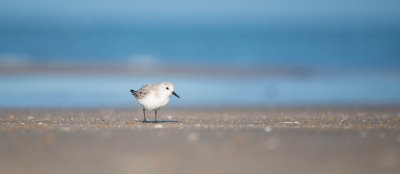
[166,87,169,90]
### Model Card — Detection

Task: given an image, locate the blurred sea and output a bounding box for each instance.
[1,23,399,66]
[1,24,400,108]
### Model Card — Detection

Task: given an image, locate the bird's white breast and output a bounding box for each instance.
[138,91,170,111]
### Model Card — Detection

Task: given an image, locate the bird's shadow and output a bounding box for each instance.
[142,120,179,123]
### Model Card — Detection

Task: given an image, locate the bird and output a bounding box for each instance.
[130,82,180,123]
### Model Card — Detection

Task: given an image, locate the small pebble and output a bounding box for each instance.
[281,121,300,124]
[264,126,272,132]
[154,124,163,129]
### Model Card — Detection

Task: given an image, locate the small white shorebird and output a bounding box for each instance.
[130,82,180,123]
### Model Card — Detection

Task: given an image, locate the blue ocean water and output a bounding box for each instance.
[1,23,400,108]
[1,69,400,108]
[1,24,399,66]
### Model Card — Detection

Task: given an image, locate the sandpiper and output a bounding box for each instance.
[130,82,180,123]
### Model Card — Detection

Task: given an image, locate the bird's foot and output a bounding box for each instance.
[143,119,149,123]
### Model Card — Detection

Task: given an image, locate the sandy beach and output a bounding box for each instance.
[1,106,399,174]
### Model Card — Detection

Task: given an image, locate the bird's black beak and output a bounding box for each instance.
[172,91,180,98]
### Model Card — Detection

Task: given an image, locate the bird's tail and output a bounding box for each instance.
[130,89,137,97]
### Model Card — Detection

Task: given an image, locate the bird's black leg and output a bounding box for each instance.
[154,110,158,123]
[142,108,148,123]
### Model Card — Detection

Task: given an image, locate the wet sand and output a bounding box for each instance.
[1,107,400,174]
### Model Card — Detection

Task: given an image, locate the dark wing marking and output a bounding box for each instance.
[130,89,138,98]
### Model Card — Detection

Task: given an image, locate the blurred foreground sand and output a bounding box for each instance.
[1,107,400,174]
